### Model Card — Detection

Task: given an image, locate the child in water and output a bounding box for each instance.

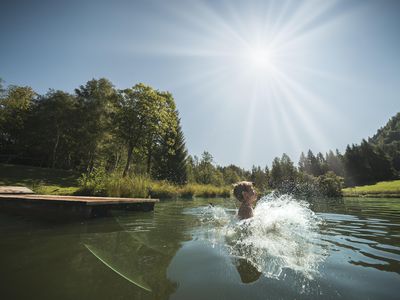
[232,181,262,283]
[233,181,257,220]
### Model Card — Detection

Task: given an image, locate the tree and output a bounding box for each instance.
[186,155,196,183]
[28,90,78,168]
[250,165,270,192]
[270,153,298,193]
[269,157,282,189]
[308,150,323,176]
[75,78,118,171]
[280,153,297,182]
[0,85,35,156]
[218,165,239,185]
[325,150,345,177]
[369,112,400,173]
[145,91,178,175]
[317,152,328,174]
[152,118,188,184]
[343,140,395,186]
[116,84,177,177]
[298,152,307,173]
[194,151,224,185]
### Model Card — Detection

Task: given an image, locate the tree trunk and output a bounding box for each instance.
[51,128,60,169]
[113,151,120,172]
[146,144,152,175]
[123,144,134,177]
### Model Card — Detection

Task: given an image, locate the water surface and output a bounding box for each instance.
[0,195,399,299]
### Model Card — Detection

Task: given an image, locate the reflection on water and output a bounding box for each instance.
[0,196,399,300]
[0,201,193,300]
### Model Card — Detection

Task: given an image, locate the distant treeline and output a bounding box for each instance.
[0,77,399,197]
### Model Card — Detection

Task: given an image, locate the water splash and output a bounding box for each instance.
[189,193,326,280]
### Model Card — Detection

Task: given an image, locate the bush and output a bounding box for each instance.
[179,185,196,198]
[76,167,108,196]
[76,168,232,199]
[76,169,150,198]
[316,171,343,197]
[105,175,150,198]
[148,181,179,198]
[273,172,343,198]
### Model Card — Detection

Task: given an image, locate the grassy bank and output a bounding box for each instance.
[342,180,400,198]
[77,171,231,199]
[0,164,231,198]
[0,163,79,195]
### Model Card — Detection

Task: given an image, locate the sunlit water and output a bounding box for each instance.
[0,195,399,300]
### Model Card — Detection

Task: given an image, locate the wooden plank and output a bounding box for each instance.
[0,194,159,205]
[0,186,35,194]
[0,193,159,218]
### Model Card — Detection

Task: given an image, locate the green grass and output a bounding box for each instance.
[342,180,400,198]
[182,184,231,198]
[0,163,79,195]
[0,163,232,198]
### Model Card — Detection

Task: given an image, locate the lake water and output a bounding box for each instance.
[0,195,399,300]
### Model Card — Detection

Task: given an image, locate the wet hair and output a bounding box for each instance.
[233,181,253,202]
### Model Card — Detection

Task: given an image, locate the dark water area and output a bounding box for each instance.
[0,196,399,300]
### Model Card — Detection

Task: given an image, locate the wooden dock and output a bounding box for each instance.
[0,186,159,219]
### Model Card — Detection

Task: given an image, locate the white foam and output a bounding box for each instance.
[191,193,327,280]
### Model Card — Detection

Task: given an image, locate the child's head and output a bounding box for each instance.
[233,181,255,202]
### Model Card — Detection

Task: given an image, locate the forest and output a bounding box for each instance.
[1,77,399,197]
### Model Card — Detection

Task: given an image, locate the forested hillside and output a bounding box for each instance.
[369,112,400,172]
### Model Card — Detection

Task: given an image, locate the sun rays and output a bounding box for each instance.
[139,0,360,167]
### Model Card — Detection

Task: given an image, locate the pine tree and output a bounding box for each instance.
[152,118,188,184]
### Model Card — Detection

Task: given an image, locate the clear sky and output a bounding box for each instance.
[1,0,399,169]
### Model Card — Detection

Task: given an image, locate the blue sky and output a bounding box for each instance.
[1,0,399,169]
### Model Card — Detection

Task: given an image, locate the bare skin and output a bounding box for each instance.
[237,186,257,220]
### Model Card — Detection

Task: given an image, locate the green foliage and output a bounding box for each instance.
[27,90,78,168]
[183,183,231,198]
[343,140,395,186]
[342,179,400,197]
[116,84,178,176]
[298,150,325,176]
[187,152,225,186]
[0,79,188,182]
[149,181,179,198]
[75,167,230,199]
[272,171,343,198]
[77,167,109,196]
[369,112,400,172]
[316,171,343,197]
[250,165,270,193]
[0,85,35,155]
[270,153,297,190]
[178,185,196,198]
[75,78,119,172]
[33,185,79,195]
[1,76,398,197]
[152,117,188,184]
[326,150,345,177]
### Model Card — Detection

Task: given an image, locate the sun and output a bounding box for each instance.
[237,44,277,76]
[247,46,274,69]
